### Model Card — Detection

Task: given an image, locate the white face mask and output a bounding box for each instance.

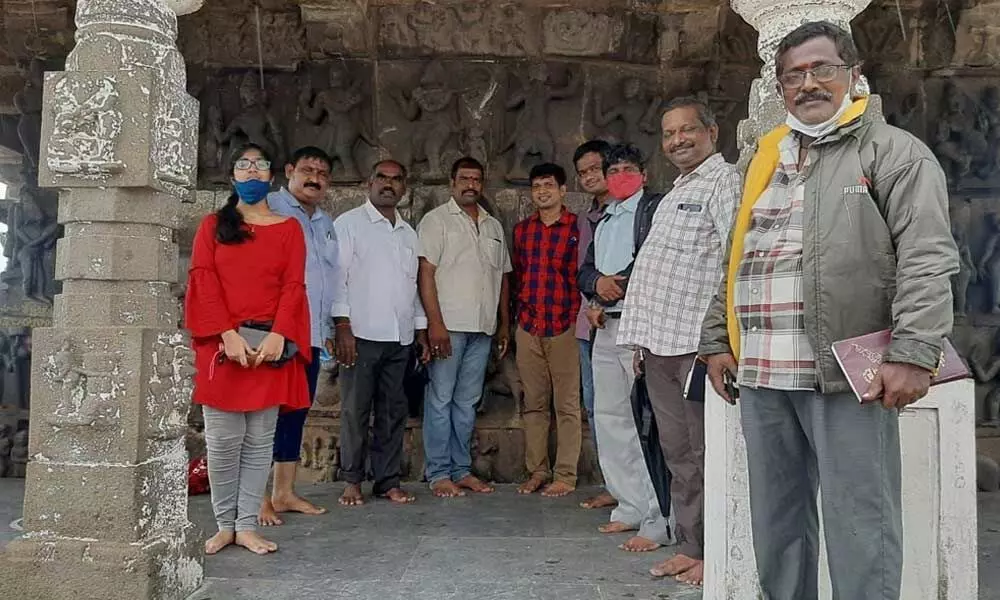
[785,94,853,139]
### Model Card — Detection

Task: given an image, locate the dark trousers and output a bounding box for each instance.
[272,346,322,462]
[338,338,411,493]
[630,373,672,521]
[644,351,704,559]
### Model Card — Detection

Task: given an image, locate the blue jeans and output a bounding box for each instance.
[272,346,321,462]
[423,332,492,483]
[579,338,597,454]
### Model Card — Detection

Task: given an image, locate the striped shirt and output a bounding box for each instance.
[734,133,817,390]
[618,153,739,356]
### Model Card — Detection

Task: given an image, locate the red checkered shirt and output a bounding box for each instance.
[512,208,581,337]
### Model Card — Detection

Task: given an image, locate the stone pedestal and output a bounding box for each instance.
[704,380,979,599]
[0,1,203,598]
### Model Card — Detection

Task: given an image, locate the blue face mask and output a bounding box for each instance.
[234,179,271,205]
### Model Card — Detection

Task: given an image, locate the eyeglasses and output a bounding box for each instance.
[777,65,852,89]
[235,158,271,171]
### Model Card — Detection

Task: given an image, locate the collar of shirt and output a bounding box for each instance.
[447,197,493,224]
[364,199,407,230]
[529,206,574,226]
[605,187,643,217]
[273,187,328,222]
[586,196,606,224]
[778,132,807,173]
[672,153,725,187]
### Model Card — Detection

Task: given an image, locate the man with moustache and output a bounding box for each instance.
[571,140,618,511]
[618,97,740,586]
[699,22,957,599]
[259,146,337,526]
[332,159,431,507]
[578,143,669,553]
[512,162,582,498]
[417,157,512,498]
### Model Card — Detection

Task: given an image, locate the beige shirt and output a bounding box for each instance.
[417,198,512,335]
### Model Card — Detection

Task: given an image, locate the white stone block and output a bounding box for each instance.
[704,379,978,599]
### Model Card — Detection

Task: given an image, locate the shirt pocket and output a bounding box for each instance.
[401,245,418,281]
[480,236,505,270]
[663,200,713,251]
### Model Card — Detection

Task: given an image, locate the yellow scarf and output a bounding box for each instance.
[725,97,869,359]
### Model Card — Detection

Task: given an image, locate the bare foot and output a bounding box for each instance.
[598,521,637,534]
[676,560,704,586]
[272,492,327,516]
[339,483,365,507]
[620,535,661,553]
[650,553,700,578]
[517,475,547,495]
[579,491,618,509]
[540,481,575,497]
[204,530,234,555]
[431,479,467,498]
[234,530,278,555]
[455,474,495,494]
[257,497,283,527]
[379,487,416,504]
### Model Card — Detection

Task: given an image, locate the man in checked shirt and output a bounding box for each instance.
[618,97,740,586]
[511,162,583,498]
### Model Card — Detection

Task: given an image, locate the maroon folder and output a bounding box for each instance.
[831,329,970,403]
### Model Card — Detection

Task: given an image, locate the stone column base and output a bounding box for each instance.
[0,524,203,600]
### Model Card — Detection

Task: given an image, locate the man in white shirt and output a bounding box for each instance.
[332,159,431,507]
[417,157,512,499]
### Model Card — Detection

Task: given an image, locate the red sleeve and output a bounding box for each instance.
[271,220,312,362]
[511,221,523,300]
[184,215,235,339]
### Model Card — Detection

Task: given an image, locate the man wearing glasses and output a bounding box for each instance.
[699,22,957,599]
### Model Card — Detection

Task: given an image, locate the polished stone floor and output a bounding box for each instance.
[2,479,999,599]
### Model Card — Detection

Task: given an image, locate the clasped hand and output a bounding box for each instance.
[220,330,285,368]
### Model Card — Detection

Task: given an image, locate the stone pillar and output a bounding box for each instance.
[0,1,204,599]
[704,1,979,598]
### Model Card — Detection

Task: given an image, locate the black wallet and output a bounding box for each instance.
[238,321,298,367]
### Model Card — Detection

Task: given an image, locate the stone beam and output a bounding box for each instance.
[0,1,204,599]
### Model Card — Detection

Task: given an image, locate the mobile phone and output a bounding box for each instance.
[723,370,739,400]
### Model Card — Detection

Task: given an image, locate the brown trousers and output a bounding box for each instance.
[644,351,704,559]
[515,327,582,486]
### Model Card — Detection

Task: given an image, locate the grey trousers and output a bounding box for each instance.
[592,319,670,544]
[338,338,410,493]
[645,352,703,558]
[203,405,279,533]
[739,387,902,600]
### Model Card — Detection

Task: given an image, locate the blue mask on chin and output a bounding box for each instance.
[234,179,271,205]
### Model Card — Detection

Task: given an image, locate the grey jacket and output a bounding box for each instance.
[699,104,959,393]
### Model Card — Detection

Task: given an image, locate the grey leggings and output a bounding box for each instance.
[203,405,279,532]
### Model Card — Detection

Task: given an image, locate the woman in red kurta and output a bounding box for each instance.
[185,143,311,557]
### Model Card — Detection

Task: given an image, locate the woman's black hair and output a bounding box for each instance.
[215,143,274,244]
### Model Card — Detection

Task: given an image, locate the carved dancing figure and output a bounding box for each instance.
[9,428,27,478]
[13,57,44,174]
[953,220,977,316]
[980,212,1000,314]
[299,64,374,182]
[220,74,285,168]
[933,82,987,185]
[592,77,662,156]
[391,60,461,181]
[502,63,579,182]
[15,189,59,305]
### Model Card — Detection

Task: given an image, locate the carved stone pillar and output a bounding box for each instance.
[704,1,978,599]
[0,1,204,599]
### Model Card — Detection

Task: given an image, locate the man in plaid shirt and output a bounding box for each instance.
[511,162,582,498]
[618,97,740,585]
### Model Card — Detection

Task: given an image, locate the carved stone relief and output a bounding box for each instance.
[13,58,44,177]
[45,74,123,177]
[219,72,286,173]
[952,0,1000,67]
[300,3,369,58]
[44,339,121,429]
[147,332,196,442]
[0,184,59,308]
[590,73,662,162]
[930,79,1000,190]
[543,9,622,58]
[178,9,306,68]
[377,2,539,58]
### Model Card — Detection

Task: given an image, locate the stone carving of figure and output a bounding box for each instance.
[953,221,978,316]
[4,331,30,411]
[465,125,489,168]
[934,82,989,185]
[220,73,285,168]
[13,57,44,174]
[0,424,12,477]
[478,349,522,417]
[502,63,579,182]
[975,85,1000,179]
[299,64,374,183]
[199,96,226,183]
[980,212,1000,314]
[14,188,59,305]
[9,428,27,478]
[320,436,339,482]
[967,329,1000,425]
[470,429,499,482]
[592,77,661,157]
[392,60,461,181]
[50,341,117,427]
